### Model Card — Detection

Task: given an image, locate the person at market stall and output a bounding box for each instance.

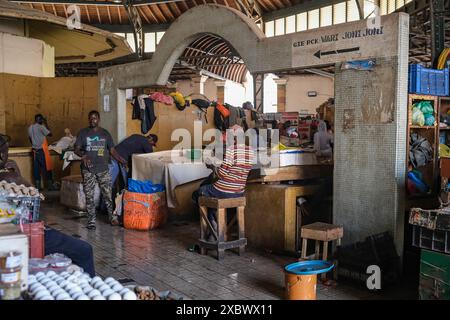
[194,125,255,242]
[28,114,58,191]
[0,133,96,277]
[314,120,333,159]
[74,110,126,230]
[110,133,158,189]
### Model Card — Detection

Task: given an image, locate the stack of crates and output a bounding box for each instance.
[409,64,449,96]
[409,208,450,299]
[336,232,401,289]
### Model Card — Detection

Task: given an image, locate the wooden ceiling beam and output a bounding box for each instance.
[117,6,122,24]
[160,2,176,20]
[63,4,67,18]
[168,2,182,17]
[95,5,101,24]
[138,6,151,24]
[255,0,269,11]
[84,5,91,23]
[151,4,168,23]
[178,1,189,11]
[271,0,285,10]
[106,5,112,24]
[144,5,160,23]
[51,3,57,15]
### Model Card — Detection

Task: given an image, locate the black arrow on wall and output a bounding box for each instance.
[314,47,360,59]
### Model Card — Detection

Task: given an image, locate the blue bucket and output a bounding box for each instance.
[284,260,334,275]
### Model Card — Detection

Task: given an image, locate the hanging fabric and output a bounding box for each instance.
[141,97,157,134]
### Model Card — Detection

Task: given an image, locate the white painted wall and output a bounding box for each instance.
[0,33,54,77]
[285,74,334,114]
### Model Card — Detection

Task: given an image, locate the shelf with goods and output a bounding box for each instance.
[406,94,439,198]
[438,97,450,181]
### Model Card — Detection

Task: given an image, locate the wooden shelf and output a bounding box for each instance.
[410,126,436,129]
[409,94,440,101]
[439,127,450,130]
[407,94,439,196]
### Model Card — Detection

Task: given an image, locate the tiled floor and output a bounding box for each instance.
[40,198,417,300]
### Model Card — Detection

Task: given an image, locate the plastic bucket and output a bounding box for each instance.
[284,260,334,300]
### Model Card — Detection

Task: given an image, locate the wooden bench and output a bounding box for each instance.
[198,196,247,260]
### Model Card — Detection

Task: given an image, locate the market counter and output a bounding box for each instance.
[8,147,74,186]
[244,183,324,254]
[247,164,333,183]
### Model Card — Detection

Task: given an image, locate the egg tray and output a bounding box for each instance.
[0,180,44,200]
[27,270,138,300]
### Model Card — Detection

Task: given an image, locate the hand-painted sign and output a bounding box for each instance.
[314,47,360,59]
[291,14,399,68]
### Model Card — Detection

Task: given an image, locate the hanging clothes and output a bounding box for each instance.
[150,92,174,105]
[141,97,157,134]
[42,138,53,171]
[214,107,229,131]
[228,105,239,127]
[131,96,141,120]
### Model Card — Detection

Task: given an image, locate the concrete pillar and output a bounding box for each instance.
[191,75,208,95]
[214,80,226,104]
[0,75,5,133]
[274,78,288,113]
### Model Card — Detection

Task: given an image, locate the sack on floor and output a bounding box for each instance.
[123,190,168,231]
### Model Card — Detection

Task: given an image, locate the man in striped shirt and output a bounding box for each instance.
[197,125,255,242]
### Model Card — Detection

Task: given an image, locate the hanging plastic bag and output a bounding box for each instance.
[411,107,425,126]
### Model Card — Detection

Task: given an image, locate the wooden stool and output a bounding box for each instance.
[198,196,247,260]
[300,222,343,280]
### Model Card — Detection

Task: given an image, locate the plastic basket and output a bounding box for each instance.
[6,196,40,223]
[412,225,450,254]
[409,64,449,96]
[123,191,168,231]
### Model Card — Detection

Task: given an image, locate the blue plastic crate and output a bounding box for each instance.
[409,64,449,96]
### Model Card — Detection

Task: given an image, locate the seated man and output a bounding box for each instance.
[0,134,96,277]
[195,125,255,241]
[314,120,333,159]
